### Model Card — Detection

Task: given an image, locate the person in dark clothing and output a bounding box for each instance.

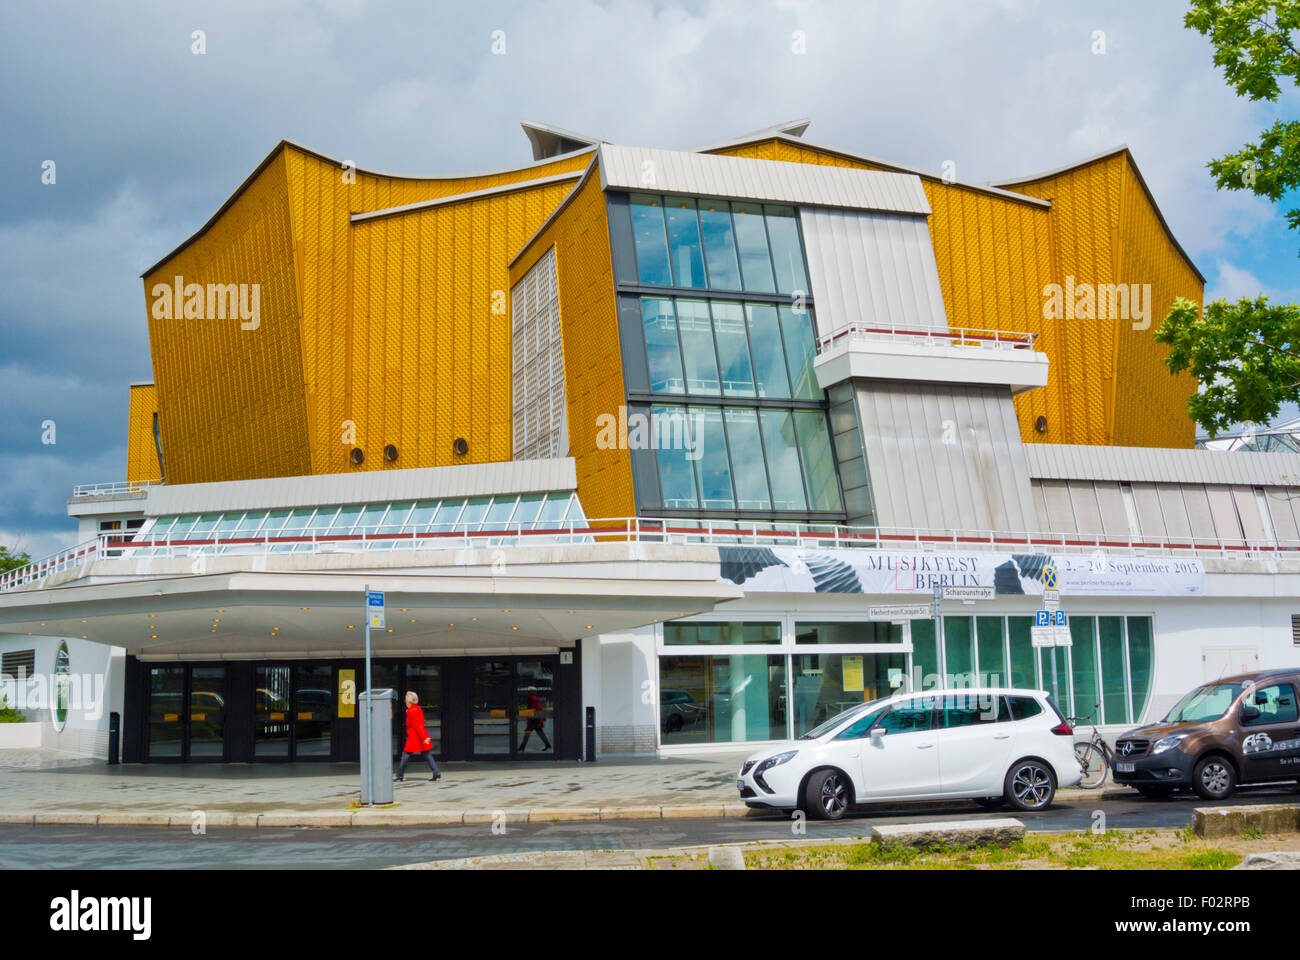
[394,691,440,781]
[518,692,551,752]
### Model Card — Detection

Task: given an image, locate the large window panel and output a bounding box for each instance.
[723,408,771,510]
[732,202,776,293]
[630,194,672,285]
[698,199,742,290]
[1098,616,1128,724]
[653,405,699,508]
[912,620,939,688]
[663,196,707,288]
[659,654,786,744]
[691,406,735,510]
[780,305,820,400]
[944,616,975,686]
[1007,617,1037,688]
[1127,617,1154,722]
[641,297,685,394]
[1070,616,1100,721]
[793,410,842,511]
[664,621,781,645]
[796,622,902,644]
[711,301,756,397]
[1039,646,1072,716]
[745,304,791,398]
[759,409,808,511]
[676,300,721,394]
[976,616,1007,686]
[765,205,808,295]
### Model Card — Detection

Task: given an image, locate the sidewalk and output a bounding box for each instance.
[0,748,1134,828]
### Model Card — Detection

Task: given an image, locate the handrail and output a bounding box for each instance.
[2,516,1295,593]
[71,479,163,498]
[816,321,1038,355]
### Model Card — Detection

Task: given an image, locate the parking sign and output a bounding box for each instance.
[367,590,385,629]
[1035,610,1050,627]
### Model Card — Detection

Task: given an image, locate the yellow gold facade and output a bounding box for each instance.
[125,383,161,483]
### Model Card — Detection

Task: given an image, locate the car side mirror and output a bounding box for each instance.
[1241,705,1261,722]
[869,727,886,745]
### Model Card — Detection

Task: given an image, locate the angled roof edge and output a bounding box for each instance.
[351,171,584,224]
[140,138,599,278]
[695,131,1052,209]
[507,155,602,270]
[989,145,1205,285]
[129,380,155,388]
[520,120,604,160]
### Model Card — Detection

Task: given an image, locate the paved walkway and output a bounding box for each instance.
[0,748,1134,827]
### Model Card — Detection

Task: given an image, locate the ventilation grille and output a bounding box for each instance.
[1292,615,1300,646]
[1,649,36,680]
[511,247,566,461]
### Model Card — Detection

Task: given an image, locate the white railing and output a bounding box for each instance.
[71,479,163,498]
[817,321,1038,355]
[3,516,1297,593]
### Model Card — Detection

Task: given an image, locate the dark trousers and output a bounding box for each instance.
[396,750,440,778]
[519,724,551,751]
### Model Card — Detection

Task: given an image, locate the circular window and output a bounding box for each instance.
[52,641,70,733]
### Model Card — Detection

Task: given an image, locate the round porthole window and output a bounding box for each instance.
[52,641,70,733]
[453,437,468,456]
[349,447,365,465]
[1034,415,1048,434]
[384,444,398,462]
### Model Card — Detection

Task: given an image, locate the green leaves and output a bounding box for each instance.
[1155,296,1300,435]
[0,545,30,574]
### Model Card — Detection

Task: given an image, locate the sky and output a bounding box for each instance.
[1,0,1296,559]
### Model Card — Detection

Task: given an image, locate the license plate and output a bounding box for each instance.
[1116,762,1135,773]
[736,778,745,791]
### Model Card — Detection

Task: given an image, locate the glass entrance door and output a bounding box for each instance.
[146,664,227,761]
[147,666,185,759]
[515,660,554,754]
[471,660,512,756]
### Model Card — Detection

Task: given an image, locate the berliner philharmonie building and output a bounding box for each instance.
[2,119,1296,765]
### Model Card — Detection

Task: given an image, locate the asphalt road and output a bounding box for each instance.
[2,785,1296,869]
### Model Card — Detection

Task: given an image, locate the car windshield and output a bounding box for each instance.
[798,698,888,740]
[1162,682,1246,723]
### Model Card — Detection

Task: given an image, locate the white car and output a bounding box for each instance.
[737,688,1082,819]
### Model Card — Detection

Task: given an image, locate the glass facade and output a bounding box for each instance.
[659,654,786,745]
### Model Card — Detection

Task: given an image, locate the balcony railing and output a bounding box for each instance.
[2,516,1296,594]
[71,479,163,498]
[816,322,1038,354]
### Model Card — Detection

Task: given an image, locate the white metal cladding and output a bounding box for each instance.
[1027,476,1300,542]
[511,246,567,460]
[1024,443,1300,487]
[799,207,948,334]
[143,460,578,517]
[852,381,1036,531]
[597,144,931,214]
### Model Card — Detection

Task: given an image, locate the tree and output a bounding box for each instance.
[0,545,29,574]
[1155,1,1300,435]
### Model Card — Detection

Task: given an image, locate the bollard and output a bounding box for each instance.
[585,705,596,763]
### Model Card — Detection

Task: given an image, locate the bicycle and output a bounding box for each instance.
[1067,702,1112,789]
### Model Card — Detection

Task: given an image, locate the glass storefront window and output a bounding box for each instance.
[630,194,671,285]
[698,199,741,290]
[659,654,785,744]
[642,297,684,393]
[791,652,907,735]
[1127,617,1154,721]
[793,410,842,511]
[1070,617,1100,721]
[1008,617,1036,688]
[911,619,939,689]
[723,408,771,510]
[676,300,720,393]
[976,616,1007,686]
[664,621,781,645]
[711,301,755,397]
[745,304,790,398]
[795,622,902,644]
[1099,616,1128,724]
[663,196,706,288]
[944,616,975,686]
[731,202,776,293]
[759,409,808,511]
[1039,646,1072,717]
[765,205,808,295]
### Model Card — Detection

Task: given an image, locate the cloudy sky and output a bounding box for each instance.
[1,0,1296,559]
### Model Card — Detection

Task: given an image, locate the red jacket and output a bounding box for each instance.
[404,704,433,753]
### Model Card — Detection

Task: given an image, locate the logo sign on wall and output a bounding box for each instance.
[717,546,1205,597]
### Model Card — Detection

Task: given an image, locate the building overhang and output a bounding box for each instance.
[814,334,1050,395]
[0,542,740,658]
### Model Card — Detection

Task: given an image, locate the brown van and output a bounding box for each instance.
[1112,670,1300,800]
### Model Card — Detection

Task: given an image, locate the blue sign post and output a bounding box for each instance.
[363,588,384,805]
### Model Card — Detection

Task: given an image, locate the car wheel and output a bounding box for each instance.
[1004,759,1056,811]
[804,769,850,821]
[1192,755,1236,801]
[1135,786,1173,800]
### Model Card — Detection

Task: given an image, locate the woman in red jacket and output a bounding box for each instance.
[394,691,440,782]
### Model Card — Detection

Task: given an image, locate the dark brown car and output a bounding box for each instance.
[1112,670,1300,800]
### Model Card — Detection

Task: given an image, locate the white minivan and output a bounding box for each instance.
[737,688,1082,819]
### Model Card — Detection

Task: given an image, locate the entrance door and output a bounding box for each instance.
[146,664,228,761]
[471,660,512,756]
[252,664,336,760]
[465,658,557,759]
[515,659,554,755]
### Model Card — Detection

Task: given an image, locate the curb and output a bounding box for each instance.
[0,790,1140,829]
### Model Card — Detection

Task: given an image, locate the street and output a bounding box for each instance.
[2,786,1294,869]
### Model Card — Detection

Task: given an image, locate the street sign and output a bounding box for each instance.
[868,603,933,621]
[1043,589,1060,604]
[1053,625,1072,647]
[1041,565,1057,589]
[367,590,385,629]
[1035,610,1050,627]
[1053,610,1067,627]
[940,585,996,601]
[1031,625,1054,648]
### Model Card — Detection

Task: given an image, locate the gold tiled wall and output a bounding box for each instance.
[125,383,161,483]
[510,174,634,520]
